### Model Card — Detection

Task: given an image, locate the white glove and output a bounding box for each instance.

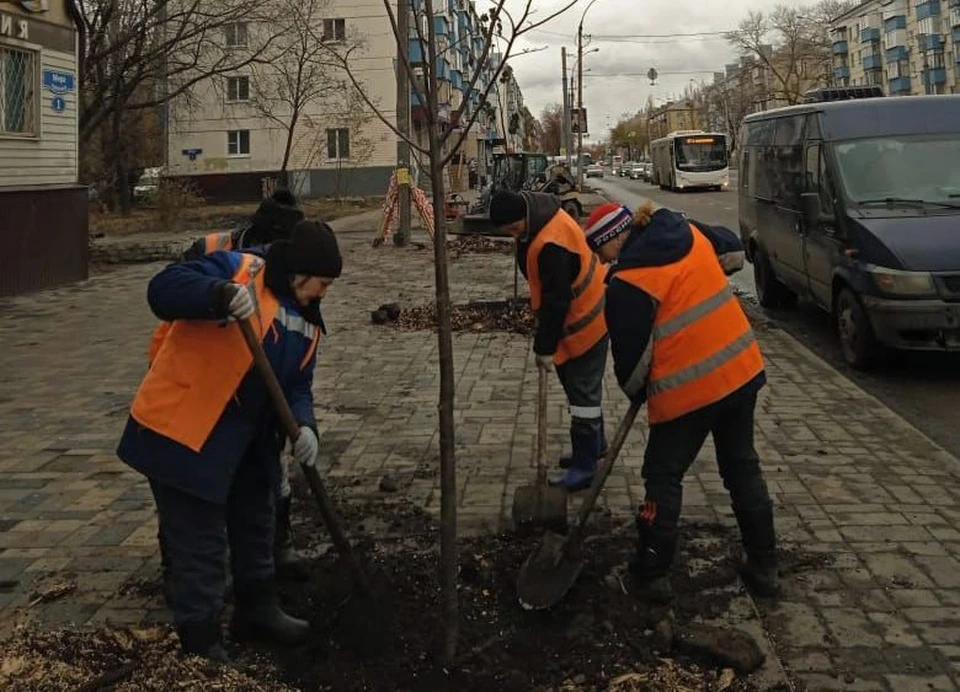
[535,354,554,372]
[292,426,319,467]
[227,284,256,320]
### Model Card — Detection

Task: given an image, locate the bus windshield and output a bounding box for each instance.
[832,134,960,206]
[674,136,728,172]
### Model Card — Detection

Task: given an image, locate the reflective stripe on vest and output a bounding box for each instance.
[204,232,234,254]
[526,209,608,365]
[275,304,321,371]
[614,224,764,424]
[131,253,281,453]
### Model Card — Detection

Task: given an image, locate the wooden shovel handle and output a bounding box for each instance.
[566,400,643,548]
[536,366,548,485]
[238,318,369,592]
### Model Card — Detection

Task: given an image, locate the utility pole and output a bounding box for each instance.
[394,0,411,246]
[561,47,571,167]
[576,23,584,189]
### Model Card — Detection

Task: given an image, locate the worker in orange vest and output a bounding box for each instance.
[149,189,308,593]
[117,220,341,661]
[586,201,777,602]
[490,190,609,491]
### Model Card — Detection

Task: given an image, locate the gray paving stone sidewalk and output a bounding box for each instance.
[2,221,960,690]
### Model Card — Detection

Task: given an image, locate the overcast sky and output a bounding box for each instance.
[500,0,793,142]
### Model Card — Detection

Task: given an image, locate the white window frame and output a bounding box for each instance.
[227,129,250,157]
[0,43,40,139]
[322,18,346,42]
[225,22,249,48]
[326,127,350,161]
[226,75,250,102]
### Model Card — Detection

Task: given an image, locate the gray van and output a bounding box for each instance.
[738,94,960,369]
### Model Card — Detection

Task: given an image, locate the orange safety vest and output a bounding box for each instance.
[526,210,608,365]
[132,253,280,453]
[613,224,764,424]
[147,232,237,362]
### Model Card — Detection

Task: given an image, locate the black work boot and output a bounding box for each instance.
[178,619,230,663]
[275,496,310,582]
[231,578,311,647]
[734,504,779,598]
[628,518,677,604]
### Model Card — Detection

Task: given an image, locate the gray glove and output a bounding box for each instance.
[292,426,319,467]
[535,353,554,373]
[227,283,255,320]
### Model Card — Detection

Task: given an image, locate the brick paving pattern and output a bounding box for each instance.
[2,220,960,689]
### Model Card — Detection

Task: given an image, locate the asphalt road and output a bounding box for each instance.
[593,173,960,460]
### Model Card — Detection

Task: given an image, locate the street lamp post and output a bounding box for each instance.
[576,0,602,189]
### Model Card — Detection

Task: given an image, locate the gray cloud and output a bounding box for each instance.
[499,0,790,138]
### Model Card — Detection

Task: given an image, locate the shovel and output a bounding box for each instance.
[511,367,568,531]
[239,318,392,653]
[517,399,642,610]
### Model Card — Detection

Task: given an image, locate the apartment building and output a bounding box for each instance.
[831,0,960,95]
[165,0,523,201]
[648,100,701,140]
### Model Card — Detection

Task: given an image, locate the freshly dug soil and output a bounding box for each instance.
[392,299,535,335]
[271,489,793,691]
[448,236,515,257]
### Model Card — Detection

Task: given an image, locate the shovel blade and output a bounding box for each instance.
[516,531,585,611]
[511,483,568,532]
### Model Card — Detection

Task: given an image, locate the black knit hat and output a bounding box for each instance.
[251,194,305,242]
[489,190,527,227]
[286,220,343,278]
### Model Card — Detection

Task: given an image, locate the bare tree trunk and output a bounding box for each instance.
[281,110,300,176]
[428,120,459,666]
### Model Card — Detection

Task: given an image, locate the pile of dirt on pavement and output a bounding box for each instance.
[0,624,292,692]
[380,299,535,335]
[447,235,515,257]
[270,489,782,691]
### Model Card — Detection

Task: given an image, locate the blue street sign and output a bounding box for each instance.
[51,96,66,113]
[182,148,203,161]
[42,70,75,95]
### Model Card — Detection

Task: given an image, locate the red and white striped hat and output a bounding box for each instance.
[583,203,633,251]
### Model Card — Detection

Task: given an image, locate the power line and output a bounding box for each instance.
[531,28,734,39]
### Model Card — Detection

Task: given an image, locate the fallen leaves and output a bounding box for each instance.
[607,659,736,691]
[29,578,76,607]
[381,300,535,335]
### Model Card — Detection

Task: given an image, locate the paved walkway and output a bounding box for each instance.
[3,220,960,690]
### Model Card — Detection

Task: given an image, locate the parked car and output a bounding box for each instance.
[739,93,960,369]
[621,162,635,177]
[628,162,646,180]
[585,164,604,178]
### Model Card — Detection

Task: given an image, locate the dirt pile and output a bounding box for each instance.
[447,236,514,257]
[372,299,535,335]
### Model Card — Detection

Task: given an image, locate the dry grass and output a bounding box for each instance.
[90,197,383,238]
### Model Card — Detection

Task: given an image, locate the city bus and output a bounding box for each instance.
[650,130,730,191]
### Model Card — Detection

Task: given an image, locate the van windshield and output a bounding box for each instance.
[832,134,960,206]
[674,136,728,172]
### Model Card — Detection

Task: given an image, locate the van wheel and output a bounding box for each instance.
[754,247,796,309]
[835,287,881,370]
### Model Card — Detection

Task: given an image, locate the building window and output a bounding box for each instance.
[225,22,248,48]
[323,18,346,42]
[326,128,349,160]
[227,130,250,156]
[226,76,250,102]
[0,46,38,136]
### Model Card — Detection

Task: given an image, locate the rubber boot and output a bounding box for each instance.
[550,426,601,491]
[275,496,310,582]
[178,619,230,663]
[628,515,677,604]
[734,505,779,598]
[557,424,608,469]
[230,578,311,647]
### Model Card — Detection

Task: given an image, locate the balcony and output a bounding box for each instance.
[434,15,449,36]
[884,14,907,31]
[863,53,883,70]
[955,26,960,42]
[923,66,947,84]
[832,40,849,54]
[916,0,941,20]
[834,65,851,80]
[919,33,942,50]
[951,6,960,25]
[886,45,909,61]
[409,39,424,63]
[889,75,912,92]
[861,26,881,42]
